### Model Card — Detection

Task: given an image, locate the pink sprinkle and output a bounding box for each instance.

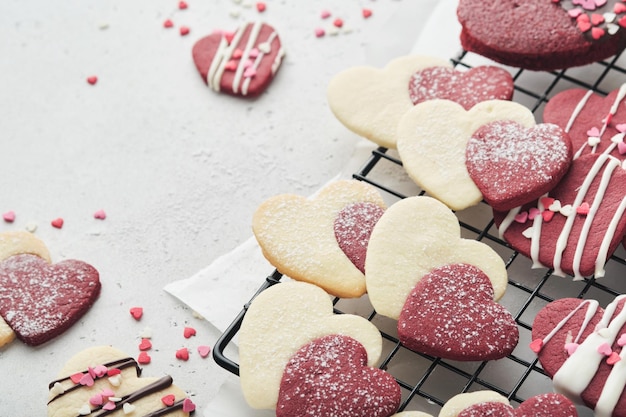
[137,351,151,365]
[93,365,108,377]
[320,10,331,19]
[529,338,543,353]
[598,342,612,356]
[256,1,266,12]
[183,327,196,338]
[197,345,211,358]
[528,207,541,220]
[587,126,600,137]
[163,19,174,28]
[178,1,188,9]
[232,48,243,59]
[2,211,15,223]
[101,388,115,397]
[79,373,95,387]
[618,141,626,154]
[314,27,325,37]
[224,60,238,71]
[139,338,152,351]
[243,66,257,78]
[616,123,626,133]
[86,76,98,85]
[568,7,583,18]
[564,342,579,356]
[70,373,84,384]
[514,211,528,223]
[90,393,104,405]
[179,26,190,36]
[182,398,196,413]
[93,209,106,220]
[248,47,259,58]
[103,401,116,411]
[333,18,344,28]
[619,333,626,346]
[176,347,190,361]
[51,218,64,229]
[362,8,373,18]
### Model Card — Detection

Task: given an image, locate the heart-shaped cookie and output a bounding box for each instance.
[365,196,507,320]
[397,99,535,211]
[192,21,285,97]
[441,391,577,417]
[0,253,100,346]
[531,296,626,416]
[398,263,518,361]
[409,65,514,110]
[466,120,573,211]
[48,346,193,417]
[493,152,626,280]
[327,55,451,149]
[238,281,382,410]
[543,85,626,162]
[457,0,626,70]
[252,179,386,298]
[277,335,401,417]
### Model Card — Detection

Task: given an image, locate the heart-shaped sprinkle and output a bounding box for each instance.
[587,126,601,136]
[137,351,151,364]
[362,8,373,18]
[107,368,121,377]
[108,374,121,387]
[256,1,266,12]
[50,382,65,396]
[540,197,555,209]
[93,209,106,220]
[591,26,606,39]
[314,27,325,37]
[163,19,173,28]
[232,48,243,59]
[139,338,152,351]
[564,342,579,356]
[320,10,331,19]
[178,1,188,9]
[70,373,84,384]
[129,307,143,320]
[514,211,528,223]
[86,76,98,85]
[522,227,534,238]
[530,338,544,353]
[179,26,190,36]
[140,326,152,338]
[618,333,626,346]
[89,393,103,406]
[615,2,626,13]
[560,204,574,216]
[333,18,344,28]
[597,342,612,356]
[79,373,95,387]
[101,388,115,398]
[78,404,92,415]
[542,210,555,222]
[604,12,617,22]
[591,13,605,25]
[93,365,108,377]
[123,402,136,414]
[528,207,541,220]
[607,351,622,365]
[2,211,15,223]
[243,66,256,78]
[161,394,176,407]
[576,202,591,215]
[578,17,592,32]
[258,41,271,54]
[618,141,626,155]
[223,31,235,45]
[51,218,64,229]
[182,398,196,412]
[103,401,116,411]
[569,7,584,18]
[549,200,562,212]
[175,347,189,361]
[183,327,196,338]
[197,345,211,358]
[248,47,259,58]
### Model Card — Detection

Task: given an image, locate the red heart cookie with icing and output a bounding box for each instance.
[543,85,626,162]
[192,21,285,97]
[409,65,514,110]
[48,346,193,416]
[531,296,626,416]
[0,253,100,346]
[493,153,626,280]
[465,121,573,211]
[398,263,518,361]
[277,334,401,417]
[457,0,626,70]
[252,179,386,298]
[456,393,577,417]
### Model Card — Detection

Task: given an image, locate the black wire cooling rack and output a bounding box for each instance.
[213,50,626,416]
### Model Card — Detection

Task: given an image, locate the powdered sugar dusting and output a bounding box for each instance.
[409,65,514,110]
[277,334,400,417]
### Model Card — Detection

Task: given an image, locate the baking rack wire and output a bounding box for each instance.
[213,50,626,415]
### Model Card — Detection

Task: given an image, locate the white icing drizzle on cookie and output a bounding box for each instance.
[538,295,626,417]
[529,194,547,270]
[231,21,264,94]
[207,26,247,92]
[241,30,283,96]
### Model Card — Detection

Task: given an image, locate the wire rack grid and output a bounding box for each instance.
[213,50,626,416]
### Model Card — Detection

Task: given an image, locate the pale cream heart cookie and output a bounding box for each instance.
[238,281,383,410]
[252,179,386,298]
[397,99,535,211]
[327,55,451,149]
[365,196,507,320]
[48,346,193,417]
[0,231,51,347]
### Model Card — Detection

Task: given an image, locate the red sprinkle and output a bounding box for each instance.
[161,394,176,407]
[139,338,152,351]
[178,1,188,9]
[163,19,174,28]
[179,26,190,36]
[362,8,373,18]
[256,1,266,12]
[70,372,84,384]
[137,351,151,364]
[183,327,196,338]
[107,368,121,377]
[130,307,143,320]
[576,202,590,215]
[333,18,344,28]
[175,347,190,361]
[51,218,64,229]
[86,76,98,85]
[542,210,555,222]
[529,338,543,353]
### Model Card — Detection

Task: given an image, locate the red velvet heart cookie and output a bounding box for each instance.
[397,263,518,361]
[493,153,626,280]
[277,334,401,417]
[457,393,577,417]
[409,66,514,110]
[531,296,626,416]
[0,254,100,346]
[465,121,573,211]
[543,85,626,162]
[457,0,626,70]
[192,21,285,97]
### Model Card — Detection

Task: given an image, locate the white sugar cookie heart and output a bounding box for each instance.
[327,55,451,149]
[397,99,535,211]
[238,281,382,410]
[252,179,386,298]
[365,196,507,320]
[48,346,193,417]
